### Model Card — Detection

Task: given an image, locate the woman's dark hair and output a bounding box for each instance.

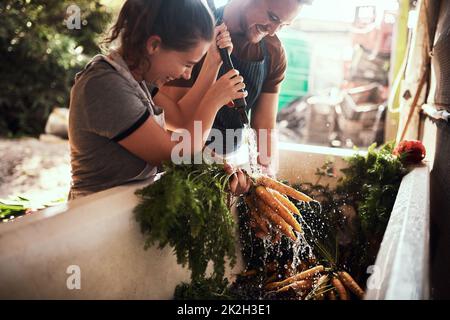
[104,0,215,70]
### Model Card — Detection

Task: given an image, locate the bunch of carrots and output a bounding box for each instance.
[263,265,365,300]
[240,175,365,300]
[244,175,313,242]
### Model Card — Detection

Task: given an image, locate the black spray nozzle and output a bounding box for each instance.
[216,19,249,125]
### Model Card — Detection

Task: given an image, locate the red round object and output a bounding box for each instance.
[393,140,426,164]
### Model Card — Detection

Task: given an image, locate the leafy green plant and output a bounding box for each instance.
[134,162,237,293]
[0,0,112,137]
[174,277,234,300]
[338,142,407,241]
[0,197,31,221]
[1,196,66,222]
[293,142,408,281]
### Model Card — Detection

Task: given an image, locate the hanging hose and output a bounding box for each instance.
[399,67,429,141]
[387,30,412,113]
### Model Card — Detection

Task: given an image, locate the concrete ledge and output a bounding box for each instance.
[0,179,243,299]
[365,165,430,300]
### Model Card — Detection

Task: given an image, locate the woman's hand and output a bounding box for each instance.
[224,163,252,196]
[205,23,233,67]
[203,69,247,109]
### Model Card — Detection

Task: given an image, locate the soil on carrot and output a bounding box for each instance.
[0,135,71,204]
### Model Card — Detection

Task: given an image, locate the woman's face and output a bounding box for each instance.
[144,39,211,87]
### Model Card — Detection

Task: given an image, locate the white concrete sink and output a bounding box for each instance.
[0,143,430,299]
[365,165,430,300]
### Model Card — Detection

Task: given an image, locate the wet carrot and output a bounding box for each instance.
[265,265,324,290]
[272,196,303,233]
[255,186,302,233]
[257,175,313,202]
[316,274,329,287]
[331,277,349,300]
[255,231,267,239]
[338,271,365,299]
[276,279,312,293]
[252,209,270,234]
[307,274,329,300]
[269,189,301,216]
[255,197,296,241]
[245,196,270,234]
[240,269,257,277]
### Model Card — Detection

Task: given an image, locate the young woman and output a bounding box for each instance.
[68,0,250,200]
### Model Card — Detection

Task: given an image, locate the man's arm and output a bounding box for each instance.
[251,92,279,175]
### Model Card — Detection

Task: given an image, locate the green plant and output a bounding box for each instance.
[134,162,237,295]
[174,277,234,300]
[0,197,31,221]
[0,0,112,137]
[1,196,65,222]
[292,142,408,280]
[338,142,407,241]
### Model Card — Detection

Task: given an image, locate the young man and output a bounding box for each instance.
[161,0,304,174]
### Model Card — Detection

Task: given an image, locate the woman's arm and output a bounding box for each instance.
[118,69,246,165]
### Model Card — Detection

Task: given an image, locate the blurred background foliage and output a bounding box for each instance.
[0,0,116,137]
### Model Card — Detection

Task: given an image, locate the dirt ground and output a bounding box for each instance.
[0,135,71,204]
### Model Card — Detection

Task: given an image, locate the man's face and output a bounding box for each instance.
[241,0,302,43]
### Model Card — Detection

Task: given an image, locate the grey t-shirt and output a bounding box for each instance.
[68,59,161,200]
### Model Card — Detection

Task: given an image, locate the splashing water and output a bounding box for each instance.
[287,200,327,272]
[304,201,324,243]
[243,124,261,176]
[234,198,328,300]
[291,231,315,270]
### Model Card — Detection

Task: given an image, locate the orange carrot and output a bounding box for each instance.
[331,277,349,300]
[316,274,329,287]
[255,231,267,239]
[265,265,324,290]
[276,279,312,293]
[307,274,329,300]
[269,189,301,216]
[255,186,302,233]
[257,175,313,202]
[338,271,365,299]
[251,209,270,234]
[255,197,297,241]
[272,196,303,233]
[240,269,257,277]
[245,196,270,234]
